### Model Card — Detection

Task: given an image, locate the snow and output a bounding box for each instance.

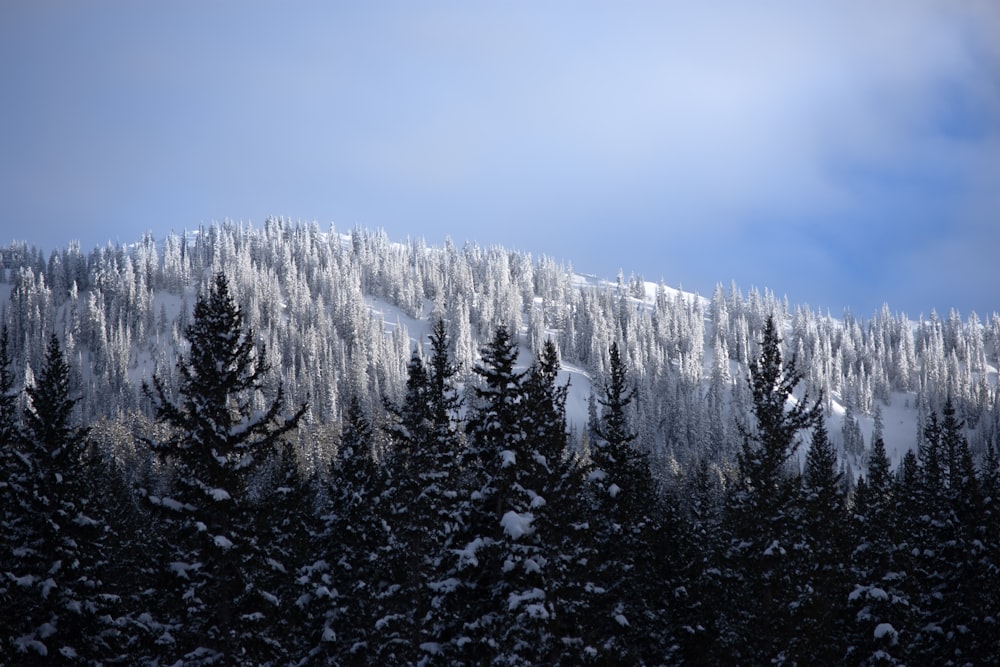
[588,469,608,482]
[508,587,544,611]
[213,535,234,550]
[168,561,201,579]
[14,636,48,656]
[615,613,630,627]
[608,483,621,498]
[420,642,444,655]
[874,622,898,645]
[208,488,231,501]
[11,574,35,588]
[454,537,486,568]
[501,510,535,540]
[500,449,516,468]
[429,577,460,593]
[148,495,193,513]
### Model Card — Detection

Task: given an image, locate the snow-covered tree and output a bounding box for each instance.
[142,272,307,664]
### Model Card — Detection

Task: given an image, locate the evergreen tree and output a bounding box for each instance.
[143,272,307,664]
[584,341,674,663]
[2,334,118,663]
[847,441,911,665]
[717,314,821,663]
[306,393,386,664]
[789,419,848,664]
[376,321,464,663]
[452,324,530,662]
[0,325,17,443]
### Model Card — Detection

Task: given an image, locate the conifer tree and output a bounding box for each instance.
[718,314,821,663]
[377,321,464,664]
[0,325,17,443]
[847,440,907,667]
[307,393,385,664]
[3,334,117,663]
[451,324,530,661]
[143,272,307,664]
[584,340,673,662]
[790,419,848,663]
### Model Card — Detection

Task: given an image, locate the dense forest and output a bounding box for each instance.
[0,219,998,665]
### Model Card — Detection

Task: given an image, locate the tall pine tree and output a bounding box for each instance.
[143,272,307,664]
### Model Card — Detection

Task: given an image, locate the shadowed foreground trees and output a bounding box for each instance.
[1,305,998,665]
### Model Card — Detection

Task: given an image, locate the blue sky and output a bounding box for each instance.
[1,1,998,318]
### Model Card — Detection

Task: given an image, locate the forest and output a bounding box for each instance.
[0,219,998,665]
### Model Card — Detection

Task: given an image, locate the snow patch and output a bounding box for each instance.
[500,449,516,468]
[213,535,234,550]
[454,538,486,568]
[501,511,535,541]
[874,622,898,645]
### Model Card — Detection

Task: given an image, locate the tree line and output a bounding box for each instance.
[2,220,999,468]
[1,273,997,665]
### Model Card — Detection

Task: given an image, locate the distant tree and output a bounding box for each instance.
[143,272,307,664]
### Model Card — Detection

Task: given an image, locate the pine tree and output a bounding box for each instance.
[584,341,673,663]
[451,324,530,662]
[0,324,17,443]
[718,314,821,663]
[2,334,118,663]
[376,321,464,664]
[143,272,307,664]
[789,419,848,664]
[847,442,912,665]
[306,393,386,664]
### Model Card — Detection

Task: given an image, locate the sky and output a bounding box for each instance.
[1,1,998,319]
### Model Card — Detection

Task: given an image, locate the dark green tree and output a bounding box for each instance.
[2,334,119,663]
[847,436,912,666]
[305,393,386,664]
[0,325,17,443]
[789,419,849,664]
[584,340,674,663]
[717,314,821,663]
[143,272,307,664]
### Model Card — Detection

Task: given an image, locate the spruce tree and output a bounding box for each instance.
[0,325,17,443]
[790,419,848,664]
[307,393,386,664]
[585,340,671,663]
[847,433,912,666]
[143,272,307,664]
[453,324,530,662]
[3,334,117,663]
[719,314,821,663]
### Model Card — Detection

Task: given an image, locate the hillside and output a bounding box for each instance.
[2,219,999,664]
[2,220,996,474]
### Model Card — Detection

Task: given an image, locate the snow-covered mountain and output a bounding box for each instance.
[1,219,997,476]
